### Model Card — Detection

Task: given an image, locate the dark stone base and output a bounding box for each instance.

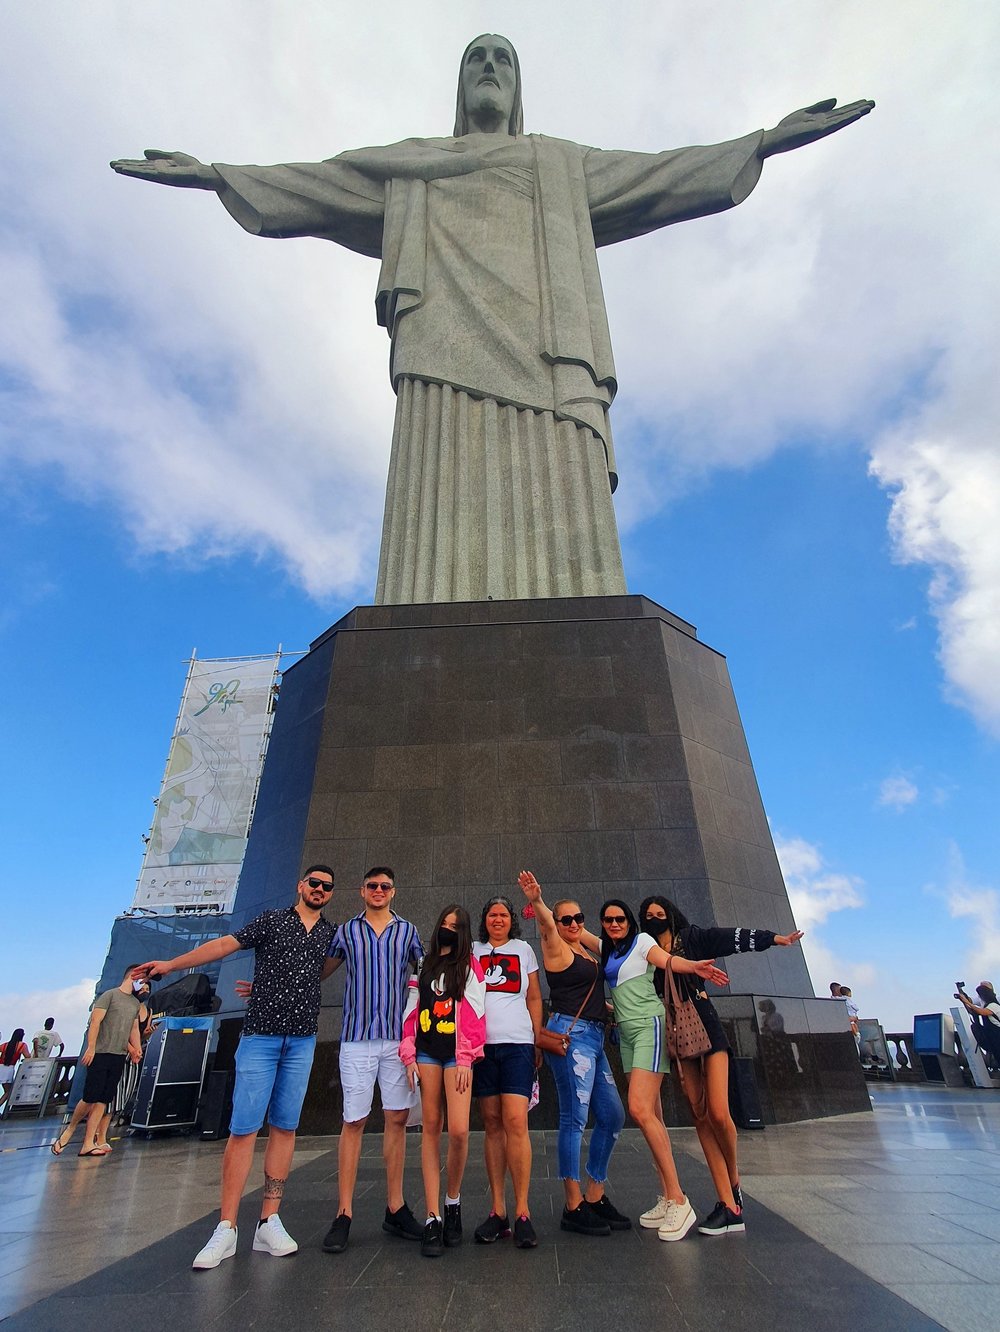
[215,593,867,1128]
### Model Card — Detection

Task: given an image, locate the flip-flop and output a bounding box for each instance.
[50,1135,68,1156]
[78,1146,110,1157]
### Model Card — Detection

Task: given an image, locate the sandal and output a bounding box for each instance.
[78,1146,111,1157]
[50,1133,69,1156]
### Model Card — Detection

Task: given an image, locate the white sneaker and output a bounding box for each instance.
[192,1221,238,1269]
[639,1195,668,1229]
[252,1214,298,1257]
[657,1196,696,1242]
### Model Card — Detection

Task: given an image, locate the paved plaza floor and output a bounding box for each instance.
[1,1085,998,1330]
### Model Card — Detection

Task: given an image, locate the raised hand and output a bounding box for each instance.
[774,930,805,947]
[760,98,874,158]
[518,870,541,902]
[109,149,219,190]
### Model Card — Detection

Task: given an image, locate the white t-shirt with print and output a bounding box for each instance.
[473,939,539,1044]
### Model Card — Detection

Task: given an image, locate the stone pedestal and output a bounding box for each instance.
[218,593,857,1130]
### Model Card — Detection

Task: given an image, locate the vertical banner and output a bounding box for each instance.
[133,653,280,911]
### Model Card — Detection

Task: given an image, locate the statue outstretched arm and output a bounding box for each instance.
[110,149,220,190]
[759,98,874,158]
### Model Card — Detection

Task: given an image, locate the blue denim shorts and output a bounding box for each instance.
[230,1033,317,1135]
[472,1042,535,1098]
[416,1051,457,1070]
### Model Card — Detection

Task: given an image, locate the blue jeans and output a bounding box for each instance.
[544,1014,625,1184]
[230,1034,317,1135]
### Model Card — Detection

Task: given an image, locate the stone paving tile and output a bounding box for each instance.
[832,1243,984,1285]
[914,1243,1000,1283]
[885,1281,999,1332]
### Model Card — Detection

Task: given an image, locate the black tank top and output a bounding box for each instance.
[546,950,605,1023]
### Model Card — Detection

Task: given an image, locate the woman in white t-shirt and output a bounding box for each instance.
[471,895,543,1250]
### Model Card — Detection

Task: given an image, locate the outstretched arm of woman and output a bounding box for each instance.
[647,944,729,988]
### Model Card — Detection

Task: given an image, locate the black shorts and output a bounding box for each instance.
[693,996,731,1057]
[82,1053,127,1106]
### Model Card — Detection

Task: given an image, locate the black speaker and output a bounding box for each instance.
[130,1025,211,1130]
[133,1080,201,1128]
[729,1056,765,1129]
[200,1068,234,1140]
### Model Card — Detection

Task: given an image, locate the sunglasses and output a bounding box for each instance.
[306,877,334,890]
[555,912,585,926]
[602,914,628,925]
[364,881,392,891]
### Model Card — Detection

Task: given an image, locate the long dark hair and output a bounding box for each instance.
[599,899,639,968]
[478,895,521,944]
[453,34,524,136]
[422,904,474,1001]
[638,895,691,949]
[639,895,692,997]
[2,1028,25,1064]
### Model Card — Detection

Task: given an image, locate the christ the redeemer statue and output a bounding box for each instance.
[113,35,872,606]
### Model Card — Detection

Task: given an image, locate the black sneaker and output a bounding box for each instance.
[588,1194,632,1231]
[382,1202,423,1240]
[697,1201,746,1236]
[322,1213,351,1254]
[560,1202,611,1236]
[421,1216,444,1257]
[474,1212,511,1244]
[732,1183,744,1211]
[514,1215,538,1249]
[443,1202,463,1247]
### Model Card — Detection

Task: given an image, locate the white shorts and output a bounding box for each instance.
[339,1040,414,1122]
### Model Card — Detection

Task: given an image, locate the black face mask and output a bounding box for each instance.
[641,915,667,937]
[437,926,459,948]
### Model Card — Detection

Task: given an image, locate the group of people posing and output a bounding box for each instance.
[64,864,801,1270]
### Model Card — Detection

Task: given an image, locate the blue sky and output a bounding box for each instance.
[2,1,998,1044]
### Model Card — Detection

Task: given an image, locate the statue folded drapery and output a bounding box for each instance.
[213,130,762,602]
[111,34,871,604]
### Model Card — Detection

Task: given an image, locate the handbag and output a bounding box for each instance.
[662,955,712,1061]
[536,952,599,1057]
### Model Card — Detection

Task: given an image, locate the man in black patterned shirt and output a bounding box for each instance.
[137,865,337,1269]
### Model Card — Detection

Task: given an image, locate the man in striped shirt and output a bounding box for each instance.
[322,865,424,1254]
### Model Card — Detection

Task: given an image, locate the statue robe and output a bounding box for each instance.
[212,130,763,603]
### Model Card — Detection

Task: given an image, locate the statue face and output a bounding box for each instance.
[461,37,516,128]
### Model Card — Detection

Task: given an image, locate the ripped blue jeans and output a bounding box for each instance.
[545,1013,625,1183]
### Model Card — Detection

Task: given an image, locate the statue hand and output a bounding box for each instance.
[110,149,218,190]
[760,98,874,158]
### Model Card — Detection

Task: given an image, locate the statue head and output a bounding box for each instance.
[454,34,523,136]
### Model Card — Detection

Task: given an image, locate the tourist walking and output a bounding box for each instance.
[0,1028,30,1115]
[471,894,542,1249]
[400,904,486,1257]
[639,895,803,1236]
[49,971,147,1153]
[135,865,336,1268]
[321,866,425,1255]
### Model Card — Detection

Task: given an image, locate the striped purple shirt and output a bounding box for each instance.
[329,912,423,1042]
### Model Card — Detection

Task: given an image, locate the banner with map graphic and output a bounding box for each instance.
[132,653,280,911]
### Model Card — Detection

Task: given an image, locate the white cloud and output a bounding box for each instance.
[773,832,873,998]
[942,845,1000,983]
[870,422,1000,738]
[0,978,96,1053]
[877,774,919,811]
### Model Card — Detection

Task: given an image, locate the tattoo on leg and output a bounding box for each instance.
[263,1174,286,1200]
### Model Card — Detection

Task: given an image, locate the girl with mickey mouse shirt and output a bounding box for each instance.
[400,904,486,1257]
